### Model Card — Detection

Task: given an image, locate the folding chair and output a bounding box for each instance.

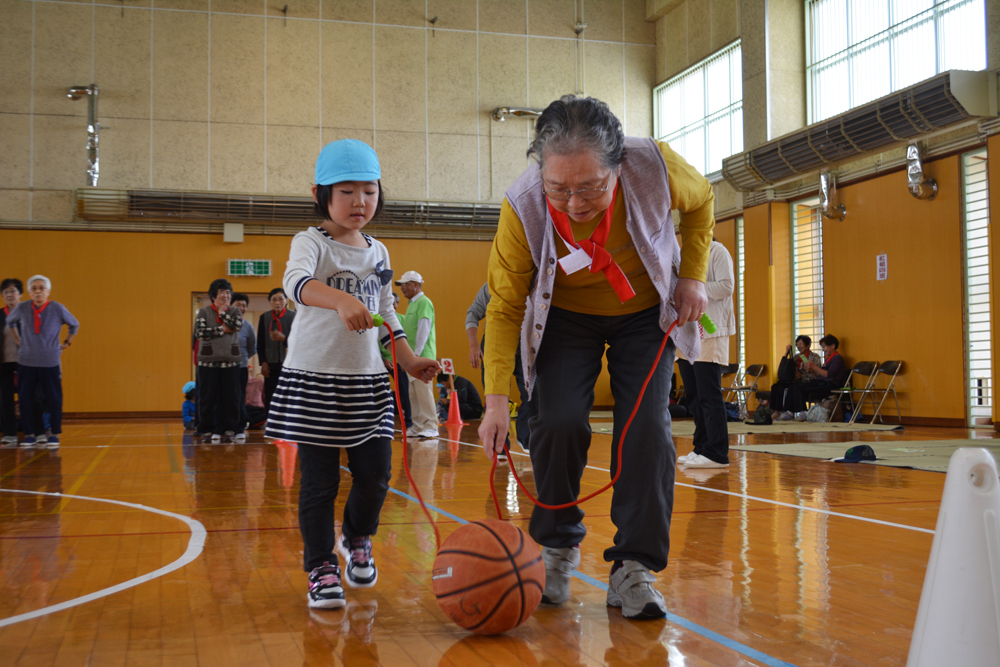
[828,361,879,423]
[868,360,902,424]
[730,364,765,417]
[721,363,741,403]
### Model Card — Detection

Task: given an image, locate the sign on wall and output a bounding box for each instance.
[876,254,888,281]
[228,259,271,277]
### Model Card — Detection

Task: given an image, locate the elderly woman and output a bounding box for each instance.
[479,96,714,620]
[6,275,79,448]
[770,335,823,420]
[194,279,243,443]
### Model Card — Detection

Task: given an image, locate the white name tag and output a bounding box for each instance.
[558,247,592,275]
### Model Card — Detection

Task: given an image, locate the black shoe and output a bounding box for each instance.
[308,561,346,609]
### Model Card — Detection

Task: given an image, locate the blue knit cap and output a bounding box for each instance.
[315,139,381,185]
[182,381,196,394]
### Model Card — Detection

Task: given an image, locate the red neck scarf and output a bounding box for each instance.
[210,303,223,323]
[32,301,49,334]
[3,306,11,317]
[824,350,839,367]
[546,184,635,303]
[270,308,287,333]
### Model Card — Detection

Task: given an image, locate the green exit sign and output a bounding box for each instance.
[228,259,271,277]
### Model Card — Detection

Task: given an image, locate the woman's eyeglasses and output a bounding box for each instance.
[543,173,613,201]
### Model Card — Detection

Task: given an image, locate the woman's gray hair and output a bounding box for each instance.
[27,274,51,290]
[527,95,626,169]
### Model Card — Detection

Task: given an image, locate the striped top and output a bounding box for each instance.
[267,226,406,447]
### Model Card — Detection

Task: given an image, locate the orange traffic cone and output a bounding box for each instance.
[445,388,466,426]
[274,439,298,489]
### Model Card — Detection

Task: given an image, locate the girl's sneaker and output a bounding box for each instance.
[47,435,59,449]
[20,436,36,448]
[307,561,346,609]
[336,535,378,588]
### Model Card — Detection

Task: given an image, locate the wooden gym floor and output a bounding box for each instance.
[0,419,989,666]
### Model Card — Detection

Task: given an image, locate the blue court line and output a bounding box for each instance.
[383,480,798,667]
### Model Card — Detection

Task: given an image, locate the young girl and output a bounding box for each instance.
[266,139,439,609]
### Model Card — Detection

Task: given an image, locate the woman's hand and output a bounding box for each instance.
[786,344,793,355]
[260,361,270,378]
[673,277,708,326]
[479,395,510,460]
[269,330,286,342]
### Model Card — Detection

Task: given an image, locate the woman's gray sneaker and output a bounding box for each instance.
[606,560,667,619]
[540,545,581,605]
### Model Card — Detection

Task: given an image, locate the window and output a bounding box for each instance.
[791,198,825,356]
[807,0,986,122]
[962,148,991,425]
[654,41,742,177]
[736,216,746,367]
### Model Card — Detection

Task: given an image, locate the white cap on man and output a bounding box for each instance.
[394,270,424,285]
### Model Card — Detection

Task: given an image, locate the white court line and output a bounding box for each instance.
[49,430,937,535]
[425,432,936,535]
[0,489,207,627]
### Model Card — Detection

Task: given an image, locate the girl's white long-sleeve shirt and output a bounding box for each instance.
[282,226,404,375]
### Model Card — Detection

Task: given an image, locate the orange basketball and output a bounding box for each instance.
[432,519,545,635]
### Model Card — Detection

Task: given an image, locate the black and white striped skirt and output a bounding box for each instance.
[264,367,395,447]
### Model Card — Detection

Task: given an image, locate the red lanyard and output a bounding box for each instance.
[32,301,49,334]
[546,184,635,303]
[270,308,287,333]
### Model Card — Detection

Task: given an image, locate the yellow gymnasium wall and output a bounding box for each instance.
[823,155,964,422]
[0,229,496,415]
[741,155,966,423]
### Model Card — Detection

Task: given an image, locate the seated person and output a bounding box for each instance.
[436,373,484,421]
[182,381,197,430]
[770,335,823,420]
[785,334,847,419]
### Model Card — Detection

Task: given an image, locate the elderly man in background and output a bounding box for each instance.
[257,287,296,417]
[466,281,535,451]
[397,271,438,440]
[231,293,256,444]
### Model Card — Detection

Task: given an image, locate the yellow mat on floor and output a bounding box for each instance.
[589,418,902,436]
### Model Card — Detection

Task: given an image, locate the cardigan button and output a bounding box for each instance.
[640,246,647,252]
[548,258,555,264]
[540,304,548,310]
[534,332,541,339]
[546,268,554,275]
[535,324,542,330]
[542,292,550,299]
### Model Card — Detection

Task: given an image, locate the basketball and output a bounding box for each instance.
[432,519,545,635]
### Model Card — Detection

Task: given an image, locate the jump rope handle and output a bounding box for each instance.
[699,313,716,334]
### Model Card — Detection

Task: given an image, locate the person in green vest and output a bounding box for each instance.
[396,271,438,439]
[379,292,411,429]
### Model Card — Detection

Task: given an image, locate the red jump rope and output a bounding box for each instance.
[374,312,717,551]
